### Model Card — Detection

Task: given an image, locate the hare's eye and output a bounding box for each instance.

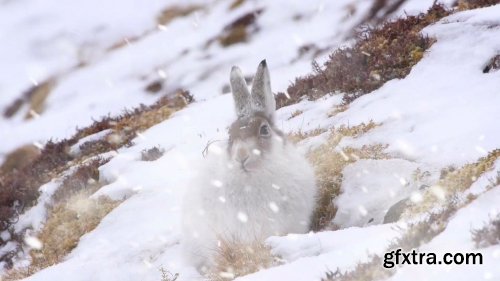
[259,124,271,137]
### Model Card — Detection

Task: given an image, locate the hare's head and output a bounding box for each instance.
[228,60,285,172]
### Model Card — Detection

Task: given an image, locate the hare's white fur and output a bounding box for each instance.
[181,61,317,270]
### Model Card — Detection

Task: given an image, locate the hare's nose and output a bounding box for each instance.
[236,147,250,163]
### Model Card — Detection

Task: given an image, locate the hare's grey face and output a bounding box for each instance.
[228,113,284,171]
[228,60,280,171]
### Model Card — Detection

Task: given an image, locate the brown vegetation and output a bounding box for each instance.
[483,54,500,73]
[305,122,387,230]
[0,144,41,174]
[276,4,450,108]
[403,149,500,217]
[208,239,276,281]
[157,5,202,26]
[360,0,409,27]
[228,0,246,11]
[141,147,165,162]
[288,128,327,144]
[145,80,164,94]
[218,9,264,47]
[5,195,120,280]
[322,256,391,281]
[455,0,500,10]
[3,79,56,119]
[0,91,191,270]
[472,213,500,248]
[322,148,500,281]
[3,156,120,280]
[321,197,469,281]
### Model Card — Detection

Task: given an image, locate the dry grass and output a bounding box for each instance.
[160,267,179,281]
[4,195,120,280]
[483,54,500,73]
[327,104,349,117]
[141,146,165,161]
[33,195,119,268]
[73,90,192,144]
[276,3,449,108]
[0,144,41,174]
[288,109,303,120]
[144,80,164,94]
[3,79,56,119]
[403,149,500,218]
[157,5,202,26]
[217,9,264,47]
[322,256,391,281]
[0,91,191,269]
[472,213,500,248]
[288,128,327,144]
[305,122,387,230]
[228,0,246,11]
[3,158,120,280]
[327,150,500,281]
[322,197,470,281]
[51,158,109,204]
[358,0,409,27]
[208,239,277,281]
[25,79,56,119]
[455,0,500,10]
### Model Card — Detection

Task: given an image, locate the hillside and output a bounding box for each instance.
[1,0,500,281]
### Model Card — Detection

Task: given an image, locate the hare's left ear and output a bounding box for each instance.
[230,66,252,118]
[251,60,275,119]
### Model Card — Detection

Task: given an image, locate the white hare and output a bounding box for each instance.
[181,60,317,271]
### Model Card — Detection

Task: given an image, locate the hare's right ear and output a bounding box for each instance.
[230,66,252,118]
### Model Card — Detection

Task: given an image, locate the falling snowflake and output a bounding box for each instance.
[211,179,223,187]
[24,235,43,250]
[410,191,423,203]
[237,212,248,223]
[358,205,368,216]
[430,185,446,201]
[269,202,279,213]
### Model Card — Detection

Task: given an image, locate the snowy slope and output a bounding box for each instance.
[1,0,375,154]
[1,1,500,281]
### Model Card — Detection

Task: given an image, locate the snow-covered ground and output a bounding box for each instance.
[1,0,499,280]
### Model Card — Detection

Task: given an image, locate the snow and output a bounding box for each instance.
[333,4,500,167]
[388,184,500,281]
[267,224,399,263]
[0,0,373,155]
[333,159,438,227]
[238,224,399,281]
[69,129,112,156]
[13,180,61,233]
[1,0,500,281]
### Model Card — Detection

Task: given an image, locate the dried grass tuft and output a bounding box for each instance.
[306,122,386,230]
[208,239,277,281]
[404,149,500,217]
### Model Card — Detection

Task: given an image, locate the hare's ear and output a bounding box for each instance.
[251,60,275,119]
[230,66,252,118]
